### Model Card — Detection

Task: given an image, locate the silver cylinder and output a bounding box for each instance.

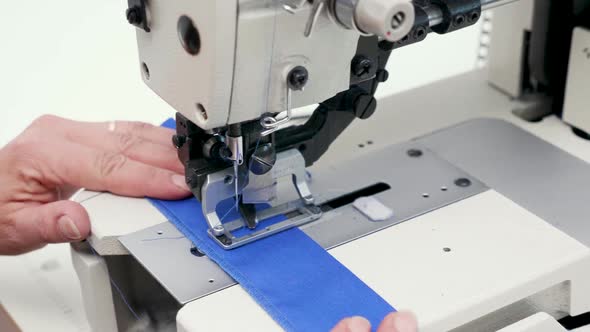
[332,0,416,42]
[225,135,244,165]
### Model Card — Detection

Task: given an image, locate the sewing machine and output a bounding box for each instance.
[71,0,590,331]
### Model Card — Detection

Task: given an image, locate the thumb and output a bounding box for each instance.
[9,200,91,253]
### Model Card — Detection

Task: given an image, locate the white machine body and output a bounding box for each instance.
[133,0,414,129]
[563,27,590,134]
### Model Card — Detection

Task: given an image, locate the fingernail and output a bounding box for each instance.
[346,316,371,332]
[172,174,189,191]
[391,312,417,332]
[58,216,82,240]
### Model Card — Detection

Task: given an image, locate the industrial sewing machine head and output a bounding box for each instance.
[126,0,486,248]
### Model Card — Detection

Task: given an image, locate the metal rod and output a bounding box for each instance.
[481,0,521,10]
[423,0,520,27]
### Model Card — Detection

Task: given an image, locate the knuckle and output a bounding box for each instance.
[38,220,53,243]
[96,152,128,178]
[146,165,163,180]
[0,215,27,255]
[128,121,154,134]
[0,214,16,239]
[116,132,142,154]
[2,141,42,181]
[14,162,45,189]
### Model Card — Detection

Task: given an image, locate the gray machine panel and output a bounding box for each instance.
[119,222,235,305]
[418,118,590,247]
[121,140,487,304]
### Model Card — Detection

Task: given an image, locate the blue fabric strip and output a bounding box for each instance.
[149,119,394,331]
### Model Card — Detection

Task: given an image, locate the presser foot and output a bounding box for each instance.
[201,149,322,249]
[207,200,322,249]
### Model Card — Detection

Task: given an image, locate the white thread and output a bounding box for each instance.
[89,246,140,320]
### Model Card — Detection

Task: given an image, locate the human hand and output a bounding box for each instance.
[0,115,190,255]
[331,312,417,332]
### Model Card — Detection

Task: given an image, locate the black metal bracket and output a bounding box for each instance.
[126,0,150,33]
[391,0,482,50]
[429,0,481,34]
[175,114,271,201]
[391,5,431,50]
[275,35,392,166]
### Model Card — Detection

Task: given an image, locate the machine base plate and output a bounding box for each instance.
[120,138,487,304]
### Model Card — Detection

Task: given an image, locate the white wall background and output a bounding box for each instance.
[0,1,483,146]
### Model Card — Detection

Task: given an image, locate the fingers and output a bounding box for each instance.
[88,152,190,199]
[105,120,177,147]
[1,200,90,255]
[331,316,371,332]
[23,115,190,200]
[330,312,418,332]
[35,115,174,147]
[36,116,183,174]
[377,312,418,332]
[81,120,175,148]
[80,131,183,174]
[41,140,190,199]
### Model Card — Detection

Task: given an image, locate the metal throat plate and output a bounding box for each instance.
[120,140,487,304]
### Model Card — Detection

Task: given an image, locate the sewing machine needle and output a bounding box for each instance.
[233,161,239,211]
